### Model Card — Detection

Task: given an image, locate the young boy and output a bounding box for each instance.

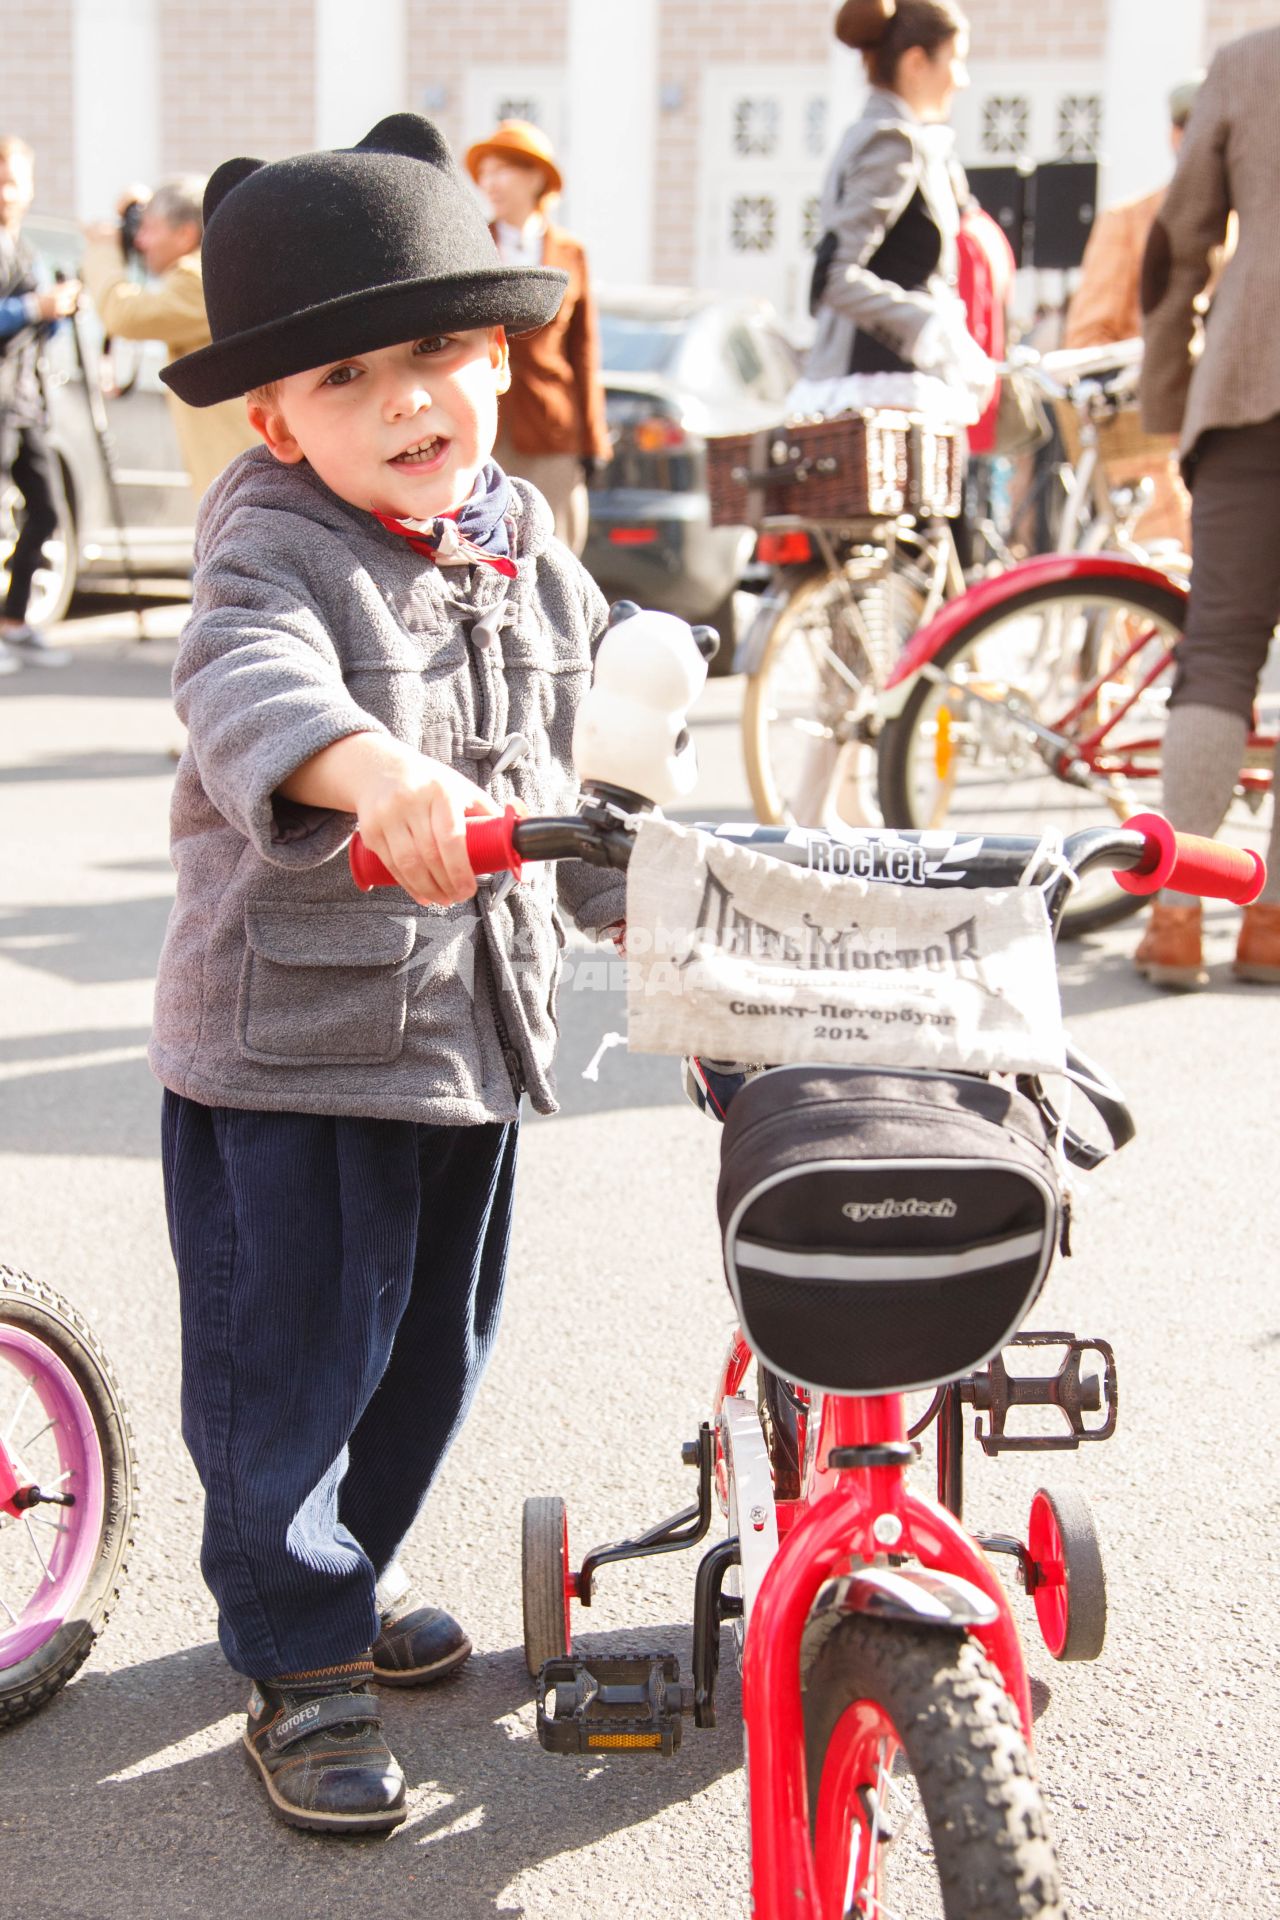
[155,114,624,1835]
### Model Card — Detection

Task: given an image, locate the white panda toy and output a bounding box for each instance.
[572,602,718,810]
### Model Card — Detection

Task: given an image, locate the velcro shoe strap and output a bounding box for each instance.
[267,1691,381,1752]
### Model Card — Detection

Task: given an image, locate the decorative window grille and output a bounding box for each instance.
[730,195,776,253]
[804,96,828,158]
[733,97,780,157]
[497,97,539,125]
[981,96,1030,155]
[1057,95,1102,159]
[801,195,821,249]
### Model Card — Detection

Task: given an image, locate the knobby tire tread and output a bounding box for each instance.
[804,1616,1064,1919]
[521,1495,570,1678]
[0,1266,137,1728]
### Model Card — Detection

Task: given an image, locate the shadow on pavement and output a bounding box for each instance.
[0,895,170,987]
[0,1024,159,1160]
[0,1629,742,1918]
[0,746,179,783]
[0,648,178,702]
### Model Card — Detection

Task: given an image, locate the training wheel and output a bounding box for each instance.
[1028,1486,1107,1662]
[522,1495,573,1677]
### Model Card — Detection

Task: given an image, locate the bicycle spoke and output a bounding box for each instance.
[22,1515,53,1582]
[20,1417,57,1451]
[3,1377,36,1445]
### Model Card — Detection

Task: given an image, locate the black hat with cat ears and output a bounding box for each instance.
[162,114,567,407]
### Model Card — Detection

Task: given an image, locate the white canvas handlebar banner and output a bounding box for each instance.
[623,820,1066,1076]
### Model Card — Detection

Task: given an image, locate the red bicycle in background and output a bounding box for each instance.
[353,794,1262,1919]
[876,552,1275,936]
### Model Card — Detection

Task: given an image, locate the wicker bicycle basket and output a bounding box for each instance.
[906,419,965,519]
[1055,399,1176,474]
[706,411,912,527]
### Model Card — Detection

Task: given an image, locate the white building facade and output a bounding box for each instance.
[5,0,1272,330]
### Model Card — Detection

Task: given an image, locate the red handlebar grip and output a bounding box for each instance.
[464,807,524,879]
[349,836,395,891]
[1114,811,1265,904]
[348,806,524,893]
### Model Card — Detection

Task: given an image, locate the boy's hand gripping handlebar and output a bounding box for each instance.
[349,806,524,892]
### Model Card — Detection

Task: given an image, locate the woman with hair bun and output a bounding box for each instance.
[791,0,993,424]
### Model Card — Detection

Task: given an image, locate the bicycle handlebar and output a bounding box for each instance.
[348,809,1265,908]
[1111,812,1265,905]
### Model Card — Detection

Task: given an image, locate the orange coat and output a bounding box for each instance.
[1065,189,1163,349]
[494,223,611,462]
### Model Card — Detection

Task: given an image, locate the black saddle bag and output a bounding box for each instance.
[716,1066,1063,1396]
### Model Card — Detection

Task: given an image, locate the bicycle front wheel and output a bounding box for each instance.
[877,574,1187,937]
[803,1617,1063,1919]
[744,565,926,830]
[0,1268,136,1726]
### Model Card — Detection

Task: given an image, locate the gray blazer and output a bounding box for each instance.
[803,88,963,383]
[150,450,624,1127]
[1141,26,1280,462]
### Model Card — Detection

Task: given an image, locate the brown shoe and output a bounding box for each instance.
[1234,903,1280,984]
[1134,902,1206,990]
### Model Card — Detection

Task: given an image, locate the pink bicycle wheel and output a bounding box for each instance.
[0,1268,135,1724]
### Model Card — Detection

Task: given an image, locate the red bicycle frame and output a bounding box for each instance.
[882,550,1277,792]
[709,1336,1032,1919]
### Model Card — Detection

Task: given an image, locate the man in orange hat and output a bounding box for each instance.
[466,120,611,555]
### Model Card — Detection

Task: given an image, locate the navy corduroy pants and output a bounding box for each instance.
[161,1091,518,1680]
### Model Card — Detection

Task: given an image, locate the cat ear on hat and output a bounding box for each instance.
[356,113,452,166]
[204,155,263,225]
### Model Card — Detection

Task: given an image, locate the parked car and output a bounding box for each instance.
[584,286,800,671]
[0,215,193,624]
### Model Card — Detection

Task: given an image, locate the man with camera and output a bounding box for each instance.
[81,178,256,502]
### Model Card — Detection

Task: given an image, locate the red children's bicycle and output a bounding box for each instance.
[353,773,1261,1917]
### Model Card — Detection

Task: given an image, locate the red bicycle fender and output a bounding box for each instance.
[882,553,1189,698]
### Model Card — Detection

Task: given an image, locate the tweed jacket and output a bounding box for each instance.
[494,223,611,462]
[803,88,964,383]
[1140,27,1280,461]
[1065,189,1163,350]
[80,239,258,498]
[149,450,624,1127]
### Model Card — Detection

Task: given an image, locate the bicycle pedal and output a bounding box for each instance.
[535,1652,694,1756]
[965,1333,1117,1454]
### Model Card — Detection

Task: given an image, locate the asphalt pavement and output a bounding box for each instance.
[0,594,1277,1919]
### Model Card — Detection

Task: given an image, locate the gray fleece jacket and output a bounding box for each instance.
[149,447,624,1125]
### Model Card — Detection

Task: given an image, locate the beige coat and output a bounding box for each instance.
[1140,26,1280,462]
[80,239,258,500]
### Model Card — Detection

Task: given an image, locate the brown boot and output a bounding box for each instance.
[1234,903,1280,984]
[1134,902,1206,990]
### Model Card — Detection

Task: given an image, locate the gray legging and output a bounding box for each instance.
[1160,415,1280,905]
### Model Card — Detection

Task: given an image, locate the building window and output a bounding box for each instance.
[981,96,1030,156]
[1058,94,1102,159]
[497,97,539,125]
[804,96,828,159]
[733,97,779,157]
[731,195,776,253]
[801,195,821,249]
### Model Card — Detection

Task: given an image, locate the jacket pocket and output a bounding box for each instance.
[238,904,417,1067]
